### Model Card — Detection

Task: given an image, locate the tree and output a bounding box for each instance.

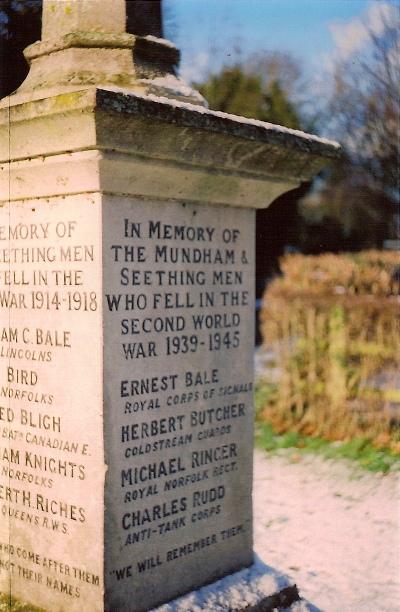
[0,0,41,98]
[196,55,303,130]
[331,9,398,199]
[197,67,266,121]
[302,5,400,250]
[244,50,314,131]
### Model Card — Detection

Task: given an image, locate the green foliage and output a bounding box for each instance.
[255,420,301,451]
[263,80,301,129]
[197,67,264,120]
[254,381,278,415]
[255,418,399,473]
[197,64,302,129]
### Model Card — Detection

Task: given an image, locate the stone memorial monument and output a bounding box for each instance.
[0,1,340,610]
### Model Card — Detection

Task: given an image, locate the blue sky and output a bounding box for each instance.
[163,0,397,82]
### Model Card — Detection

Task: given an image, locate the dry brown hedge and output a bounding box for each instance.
[259,251,400,451]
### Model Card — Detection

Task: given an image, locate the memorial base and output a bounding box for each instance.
[152,557,304,612]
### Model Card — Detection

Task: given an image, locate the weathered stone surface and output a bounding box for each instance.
[103,197,254,609]
[0,195,104,611]
[42,0,127,38]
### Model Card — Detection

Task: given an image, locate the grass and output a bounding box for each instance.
[254,381,278,413]
[255,420,400,473]
[254,382,400,473]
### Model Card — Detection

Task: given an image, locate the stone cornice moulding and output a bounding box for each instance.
[0,86,340,163]
[0,86,340,208]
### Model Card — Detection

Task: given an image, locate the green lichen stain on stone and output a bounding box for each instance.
[0,594,45,612]
[196,173,240,201]
[51,91,86,111]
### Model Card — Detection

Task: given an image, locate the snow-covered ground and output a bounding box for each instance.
[253,449,400,611]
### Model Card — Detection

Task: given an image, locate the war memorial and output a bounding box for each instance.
[0,1,340,609]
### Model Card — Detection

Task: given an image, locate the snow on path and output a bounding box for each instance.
[253,450,400,612]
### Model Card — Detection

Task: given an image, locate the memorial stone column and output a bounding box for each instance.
[0,1,340,610]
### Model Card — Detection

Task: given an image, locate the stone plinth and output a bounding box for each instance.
[0,82,339,611]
